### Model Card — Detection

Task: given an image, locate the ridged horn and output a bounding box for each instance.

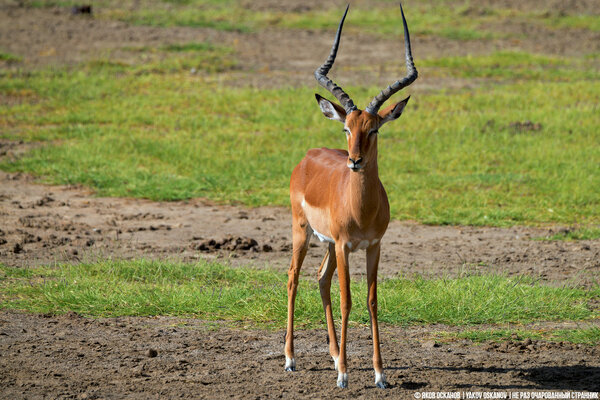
[314,4,357,115]
[365,3,418,115]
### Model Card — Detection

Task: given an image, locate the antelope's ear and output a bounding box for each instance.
[379,96,410,125]
[315,93,346,123]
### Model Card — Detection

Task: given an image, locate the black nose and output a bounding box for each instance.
[349,157,363,165]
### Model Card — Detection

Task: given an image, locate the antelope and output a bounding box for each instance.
[284,3,418,389]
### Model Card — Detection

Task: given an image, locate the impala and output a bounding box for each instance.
[283,3,418,389]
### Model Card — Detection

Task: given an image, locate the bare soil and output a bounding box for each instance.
[1,2,599,398]
[1,311,599,399]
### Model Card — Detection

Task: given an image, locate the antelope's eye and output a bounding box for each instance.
[343,128,351,135]
[369,130,379,136]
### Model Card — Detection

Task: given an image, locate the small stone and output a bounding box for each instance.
[146,348,158,358]
[421,340,439,349]
[13,243,23,254]
[262,244,273,252]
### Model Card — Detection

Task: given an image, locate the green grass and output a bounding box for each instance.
[1,54,599,227]
[18,0,505,39]
[0,51,22,63]
[96,2,495,40]
[270,6,498,40]
[440,326,600,346]
[96,2,600,41]
[23,0,600,42]
[419,51,600,81]
[554,326,600,345]
[535,226,600,241]
[539,14,600,32]
[111,41,237,75]
[160,42,219,52]
[1,261,598,329]
[104,5,255,32]
[116,41,238,74]
[123,42,221,54]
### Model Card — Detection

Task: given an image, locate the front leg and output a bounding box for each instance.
[284,219,311,372]
[366,242,387,388]
[335,242,351,388]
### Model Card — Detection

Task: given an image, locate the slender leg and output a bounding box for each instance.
[318,243,340,370]
[335,242,351,388]
[366,242,386,388]
[284,216,310,372]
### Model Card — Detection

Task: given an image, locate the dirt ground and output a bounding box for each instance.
[1,311,599,399]
[1,2,600,398]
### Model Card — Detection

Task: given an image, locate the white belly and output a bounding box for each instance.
[301,197,334,243]
[312,228,335,243]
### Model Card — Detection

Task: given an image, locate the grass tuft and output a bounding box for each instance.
[0,51,23,63]
[535,226,600,241]
[420,51,600,81]
[1,261,597,328]
[442,326,600,346]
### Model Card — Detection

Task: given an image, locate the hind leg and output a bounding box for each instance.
[318,243,340,371]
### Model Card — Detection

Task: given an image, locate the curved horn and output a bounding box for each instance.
[365,3,418,116]
[314,4,357,115]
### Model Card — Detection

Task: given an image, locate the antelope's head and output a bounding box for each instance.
[314,4,417,172]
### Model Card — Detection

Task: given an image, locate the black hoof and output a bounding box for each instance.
[285,366,296,372]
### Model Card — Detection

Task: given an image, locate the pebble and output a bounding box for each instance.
[146,348,158,358]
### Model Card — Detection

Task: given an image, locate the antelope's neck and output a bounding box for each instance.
[346,160,382,224]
